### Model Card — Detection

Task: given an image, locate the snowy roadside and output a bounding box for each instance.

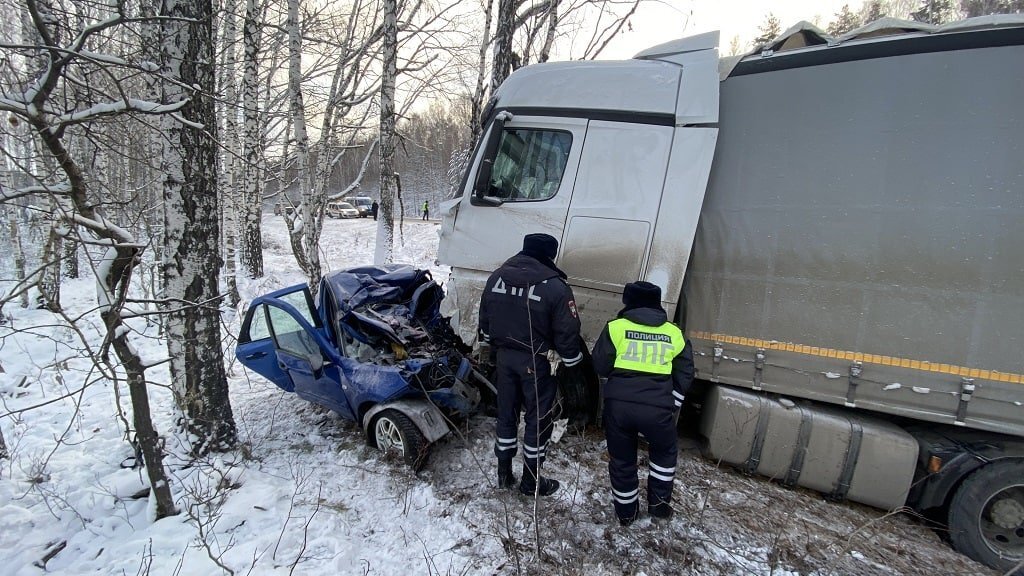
[0,214,995,575]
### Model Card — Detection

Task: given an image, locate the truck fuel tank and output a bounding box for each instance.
[700,385,918,510]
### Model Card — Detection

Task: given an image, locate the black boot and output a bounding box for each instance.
[519,474,559,496]
[649,502,673,523]
[497,460,516,489]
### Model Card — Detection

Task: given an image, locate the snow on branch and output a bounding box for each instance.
[70,213,139,246]
[56,98,191,126]
[0,182,72,203]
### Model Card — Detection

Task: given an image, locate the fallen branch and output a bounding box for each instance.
[33,539,67,569]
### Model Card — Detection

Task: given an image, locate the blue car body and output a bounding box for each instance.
[236,265,478,425]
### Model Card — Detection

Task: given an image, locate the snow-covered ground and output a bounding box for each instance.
[0,215,995,575]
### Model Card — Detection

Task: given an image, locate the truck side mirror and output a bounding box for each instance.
[470,194,503,207]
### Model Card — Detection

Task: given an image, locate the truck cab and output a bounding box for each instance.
[439,31,721,344]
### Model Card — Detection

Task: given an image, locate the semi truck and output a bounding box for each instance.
[436,16,1024,573]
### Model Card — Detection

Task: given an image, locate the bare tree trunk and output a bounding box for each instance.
[220,0,241,307]
[98,246,178,519]
[471,0,495,141]
[161,0,238,455]
[375,0,398,265]
[286,0,323,293]
[63,226,78,279]
[36,204,62,312]
[539,0,558,63]
[3,169,29,308]
[239,0,263,278]
[0,420,7,463]
[489,0,518,98]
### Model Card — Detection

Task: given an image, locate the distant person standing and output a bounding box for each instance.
[371,200,379,221]
[422,200,429,220]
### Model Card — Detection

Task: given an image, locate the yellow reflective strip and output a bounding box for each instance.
[690,331,1024,384]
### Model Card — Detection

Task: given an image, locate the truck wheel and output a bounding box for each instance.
[371,409,429,470]
[948,459,1024,574]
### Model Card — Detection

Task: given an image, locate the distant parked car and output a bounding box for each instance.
[326,200,359,219]
[343,196,374,217]
[236,265,482,469]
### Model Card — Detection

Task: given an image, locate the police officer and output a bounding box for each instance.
[479,233,584,496]
[591,281,693,525]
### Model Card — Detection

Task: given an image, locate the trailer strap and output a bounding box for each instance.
[845,361,862,407]
[744,394,772,474]
[955,377,975,426]
[753,348,766,391]
[784,405,813,487]
[831,421,864,501]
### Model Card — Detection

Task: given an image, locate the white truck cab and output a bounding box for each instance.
[439,31,720,344]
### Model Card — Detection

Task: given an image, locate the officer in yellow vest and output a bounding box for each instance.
[591,281,694,525]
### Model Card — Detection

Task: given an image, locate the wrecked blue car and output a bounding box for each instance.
[236,265,481,469]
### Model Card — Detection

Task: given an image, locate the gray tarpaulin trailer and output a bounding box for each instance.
[438,16,1024,572]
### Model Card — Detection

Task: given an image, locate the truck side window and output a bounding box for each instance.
[489,129,570,202]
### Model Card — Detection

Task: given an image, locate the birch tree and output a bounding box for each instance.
[284,0,319,288]
[239,0,264,278]
[281,0,386,290]
[161,0,238,454]
[219,0,242,307]
[376,0,399,265]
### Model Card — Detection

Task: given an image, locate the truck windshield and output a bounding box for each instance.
[488,129,570,202]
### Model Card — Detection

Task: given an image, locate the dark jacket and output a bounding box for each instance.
[592,307,694,410]
[479,253,583,366]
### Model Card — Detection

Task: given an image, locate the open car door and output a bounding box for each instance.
[238,284,357,420]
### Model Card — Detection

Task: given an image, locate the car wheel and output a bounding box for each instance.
[949,459,1024,574]
[372,409,429,470]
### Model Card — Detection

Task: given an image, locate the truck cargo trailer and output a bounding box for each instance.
[438,16,1024,572]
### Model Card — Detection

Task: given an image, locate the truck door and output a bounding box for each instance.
[557,120,676,338]
[438,115,586,339]
[442,115,584,269]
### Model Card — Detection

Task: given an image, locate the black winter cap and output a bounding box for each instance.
[622,281,662,310]
[522,233,559,261]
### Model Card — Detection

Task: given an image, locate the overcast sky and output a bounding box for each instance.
[593,0,863,59]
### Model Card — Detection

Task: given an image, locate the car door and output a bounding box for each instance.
[237,300,294,392]
[242,285,357,420]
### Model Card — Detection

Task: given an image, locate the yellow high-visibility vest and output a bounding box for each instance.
[608,318,685,375]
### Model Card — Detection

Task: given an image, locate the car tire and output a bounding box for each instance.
[371,409,429,471]
[948,459,1024,574]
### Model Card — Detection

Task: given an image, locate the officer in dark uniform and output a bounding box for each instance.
[479,233,584,496]
[591,281,694,525]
